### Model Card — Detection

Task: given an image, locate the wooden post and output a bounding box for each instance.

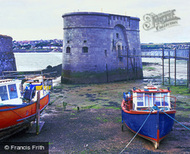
[41,71,44,94]
[168,50,170,85]
[134,56,136,80]
[106,64,108,82]
[127,47,129,73]
[188,47,190,90]
[187,59,189,88]
[162,48,164,85]
[36,91,40,135]
[174,48,177,86]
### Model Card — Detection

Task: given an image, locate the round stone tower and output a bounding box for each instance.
[62,12,143,83]
[0,35,17,76]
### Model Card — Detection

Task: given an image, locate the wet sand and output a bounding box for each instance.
[3,79,190,153]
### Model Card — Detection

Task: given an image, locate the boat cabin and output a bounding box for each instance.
[0,79,22,105]
[124,86,176,111]
[25,76,53,90]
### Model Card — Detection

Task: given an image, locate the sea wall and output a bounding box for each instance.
[0,35,17,76]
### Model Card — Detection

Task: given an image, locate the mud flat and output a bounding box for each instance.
[3,80,190,153]
[142,58,188,86]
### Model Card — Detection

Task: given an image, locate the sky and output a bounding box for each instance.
[0,0,189,43]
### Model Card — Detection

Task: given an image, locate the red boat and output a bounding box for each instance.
[0,78,50,139]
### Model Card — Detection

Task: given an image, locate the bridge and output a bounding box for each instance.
[118,48,190,88]
[141,49,189,60]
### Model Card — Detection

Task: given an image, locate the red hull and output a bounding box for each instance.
[0,93,50,131]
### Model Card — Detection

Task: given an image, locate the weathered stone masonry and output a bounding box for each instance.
[0,35,16,76]
[62,12,143,83]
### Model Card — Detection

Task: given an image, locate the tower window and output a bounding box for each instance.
[66,47,71,53]
[133,48,136,55]
[116,33,119,38]
[82,47,88,53]
[105,50,107,57]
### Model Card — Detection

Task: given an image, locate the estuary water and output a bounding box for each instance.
[14,53,187,83]
[14,52,62,71]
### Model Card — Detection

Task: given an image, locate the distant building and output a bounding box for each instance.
[62,12,143,83]
[0,34,16,75]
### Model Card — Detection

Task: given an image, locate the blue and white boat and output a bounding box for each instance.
[121,85,176,149]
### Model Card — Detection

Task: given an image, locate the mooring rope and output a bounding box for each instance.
[6,106,30,123]
[120,110,153,154]
[160,110,190,131]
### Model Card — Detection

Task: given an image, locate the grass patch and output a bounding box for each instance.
[70,113,76,116]
[169,86,190,96]
[115,117,122,123]
[49,101,55,105]
[143,66,156,71]
[96,117,108,123]
[96,117,101,120]
[104,106,121,110]
[103,119,108,122]
[81,104,102,110]
[176,110,190,118]
[53,85,64,89]
[56,105,62,108]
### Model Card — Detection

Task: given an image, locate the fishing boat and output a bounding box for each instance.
[0,78,50,140]
[121,84,176,149]
[24,76,53,90]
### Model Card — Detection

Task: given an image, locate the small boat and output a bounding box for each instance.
[121,84,176,149]
[0,78,50,140]
[24,76,53,91]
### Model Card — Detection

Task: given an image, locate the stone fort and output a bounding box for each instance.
[0,35,16,76]
[62,12,143,83]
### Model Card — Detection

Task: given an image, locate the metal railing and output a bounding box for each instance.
[132,95,176,111]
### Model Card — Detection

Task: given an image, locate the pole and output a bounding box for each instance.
[168,50,170,85]
[174,48,177,86]
[162,48,164,85]
[127,47,129,79]
[36,91,40,135]
[187,59,189,88]
[106,64,108,82]
[188,47,190,90]
[41,71,44,94]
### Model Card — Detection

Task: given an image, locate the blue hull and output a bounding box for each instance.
[122,110,175,144]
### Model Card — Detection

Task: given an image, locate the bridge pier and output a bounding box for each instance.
[162,48,164,85]
[141,48,189,87]
[188,48,190,91]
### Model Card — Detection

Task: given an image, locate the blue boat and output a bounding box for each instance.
[121,85,176,149]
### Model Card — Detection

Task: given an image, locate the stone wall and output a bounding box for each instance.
[0,35,17,76]
[62,12,143,83]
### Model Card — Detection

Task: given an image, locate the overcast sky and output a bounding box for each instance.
[0,0,189,43]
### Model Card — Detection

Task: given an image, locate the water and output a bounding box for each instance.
[142,58,188,85]
[14,53,187,85]
[14,52,62,71]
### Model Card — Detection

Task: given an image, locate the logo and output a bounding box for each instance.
[143,9,180,31]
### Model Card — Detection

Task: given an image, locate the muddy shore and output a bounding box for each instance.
[3,77,190,153]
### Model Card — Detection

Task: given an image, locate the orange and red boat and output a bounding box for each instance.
[0,78,50,139]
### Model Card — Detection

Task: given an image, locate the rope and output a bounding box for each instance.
[120,110,153,154]
[6,106,30,123]
[160,110,190,131]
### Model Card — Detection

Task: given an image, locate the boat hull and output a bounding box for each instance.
[121,109,175,147]
[0,92,50,139]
